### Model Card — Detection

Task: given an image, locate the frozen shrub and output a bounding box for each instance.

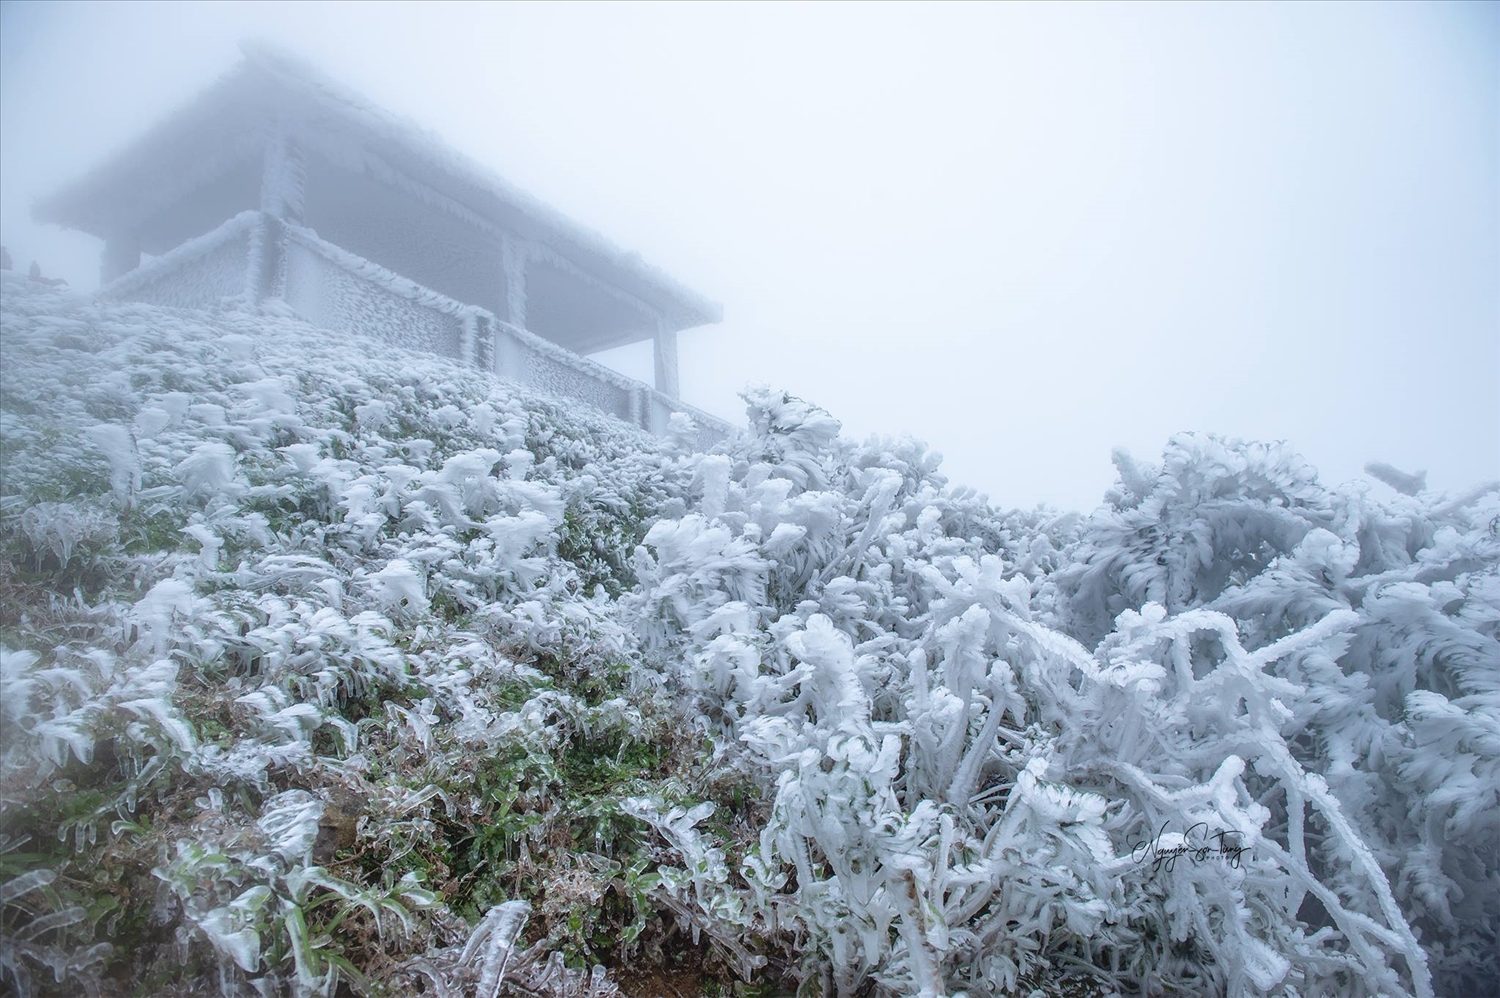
[2,279,1493,998]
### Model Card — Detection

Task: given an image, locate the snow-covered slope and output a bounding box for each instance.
[1,276,1495,998]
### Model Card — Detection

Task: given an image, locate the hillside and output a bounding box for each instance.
[1,275,1495,998]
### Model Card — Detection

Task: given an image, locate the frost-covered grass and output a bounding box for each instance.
[1,274,1495,998]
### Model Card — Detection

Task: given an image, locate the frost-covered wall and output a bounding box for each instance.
[129,235,251,310]
[100,212,258,309]
[485,320,732,440]
[492,318,639,424]
[282,229,464,359]
[519,347,637,423]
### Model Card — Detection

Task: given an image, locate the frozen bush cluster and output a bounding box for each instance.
[0,274,1494,998]
[629,390,1493,998]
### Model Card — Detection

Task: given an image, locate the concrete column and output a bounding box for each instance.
[100,236,140,285]
[501,233,528,330]
[260,130,306,224]
[653,318,680,399]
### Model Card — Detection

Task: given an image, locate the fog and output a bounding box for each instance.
[2,0,1495,510]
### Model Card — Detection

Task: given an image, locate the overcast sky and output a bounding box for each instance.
[2,1,1496,510]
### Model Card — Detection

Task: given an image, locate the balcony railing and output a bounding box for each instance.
[98,211,734,446]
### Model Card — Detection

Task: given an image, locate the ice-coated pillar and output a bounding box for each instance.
[260,130,306,224]
[501,233,528,329]
[653,319,680,399]
[100,236,140,285]
[256,130,304,303]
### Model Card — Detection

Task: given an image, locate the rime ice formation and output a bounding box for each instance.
[3,275,1496,998]
[32,42,725,438]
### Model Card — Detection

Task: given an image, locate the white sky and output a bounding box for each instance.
[2,0,1496,510]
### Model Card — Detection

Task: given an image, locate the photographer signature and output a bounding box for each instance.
[1128,821,1248,873]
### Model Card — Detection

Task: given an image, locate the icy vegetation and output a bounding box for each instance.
[1,275,1496,998]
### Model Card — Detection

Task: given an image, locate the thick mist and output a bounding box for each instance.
[2,0,1496,509]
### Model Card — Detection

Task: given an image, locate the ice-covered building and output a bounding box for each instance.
[34,42,727,438]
